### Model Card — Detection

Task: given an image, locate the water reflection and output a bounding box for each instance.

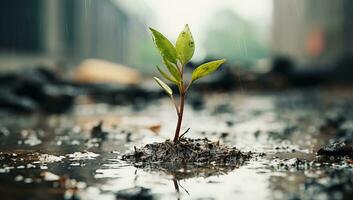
[1,91,353,199]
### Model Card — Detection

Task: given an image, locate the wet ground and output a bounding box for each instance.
[1,88,353,200]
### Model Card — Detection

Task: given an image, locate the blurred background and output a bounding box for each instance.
[1,0,353,71]
[1,0,353,113]
[0,0,272,71]
[3,2,353,200]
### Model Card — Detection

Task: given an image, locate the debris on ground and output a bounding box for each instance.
[116,187,154,200]
[1,89,353,199]
[122,137,251,166]
[317,142,353,157]
[270,158,310,170]
[38,154,65,163]
[0,67,76,114]
[90,121,108,139]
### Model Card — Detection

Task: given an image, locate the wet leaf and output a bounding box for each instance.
[153,77,173,96]
[176,24,195,64]
[149,28,178,64]
[163,58,181,82]
[191,59,226,82]
[156,65,178,85]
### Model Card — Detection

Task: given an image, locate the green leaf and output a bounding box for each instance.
[176,24,195,64]
[156,65,178,85]
[153,77,173,96]
[163,58,181,82]
[149,28,178,64]
[191,59,226,82]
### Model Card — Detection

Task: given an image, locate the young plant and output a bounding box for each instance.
[150,25,225,142]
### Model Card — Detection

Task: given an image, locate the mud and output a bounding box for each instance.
[0,89,353,199]
[122,137,250,165]
[317,142,353,157]
[122,137,251,180]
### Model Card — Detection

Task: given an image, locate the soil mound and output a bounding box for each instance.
[122,137,251,166]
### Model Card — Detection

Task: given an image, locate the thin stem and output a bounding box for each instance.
[179,128,190,139]
[176,61,182,74]
[171,96,180,116]
[173,93,184,142]
[173,63,185,142]
[184,81,192,93]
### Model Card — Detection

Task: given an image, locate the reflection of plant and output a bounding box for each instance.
[149,25,225,142]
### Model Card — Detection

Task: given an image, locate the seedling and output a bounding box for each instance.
[150,25,225,142]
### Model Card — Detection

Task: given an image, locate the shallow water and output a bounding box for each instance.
[1,89,353,200]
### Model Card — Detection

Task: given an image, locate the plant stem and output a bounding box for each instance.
[173,63,185,142]
[171,96,180,116]
[173,92,184,142]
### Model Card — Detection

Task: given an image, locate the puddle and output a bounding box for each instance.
[0,90,353,199]
[39,154,65,163]
[66,152,100,161]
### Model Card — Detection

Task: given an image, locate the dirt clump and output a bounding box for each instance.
[116,187,153,200]
[122,137,251,166]
[317,142,353,157]
[90,121,108,139]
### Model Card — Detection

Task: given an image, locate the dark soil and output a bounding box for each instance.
[90,121,108,140]
[317,142,353,157]
[122,137,251,167]
[116,187,153,200]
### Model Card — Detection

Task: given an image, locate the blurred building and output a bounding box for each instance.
[272,0,353,69]
[0,0,149,69]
